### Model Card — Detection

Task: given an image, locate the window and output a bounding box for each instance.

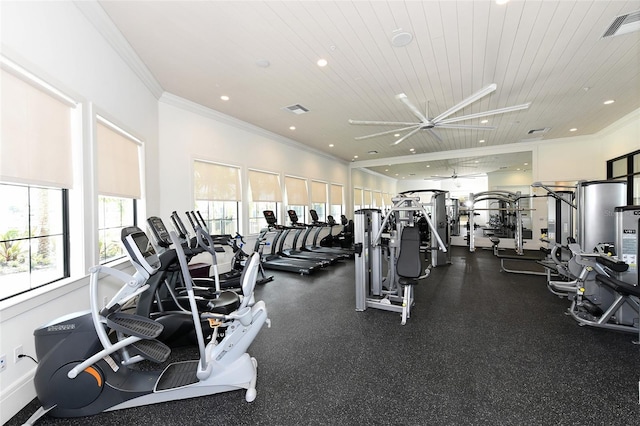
[373,192,383,208]
[330,184,343,218]
[311,181,327,222]
[354,188,363,211]
[194,160,241,235]
[285,176,308,224]
[98,196,135,264]
[248,170,282,233]
[363,190,373,208]
[0,184,68,300]
[0,63,75,299]
[607,149,640,205]
[96,118,141,263]
[383,193,393,210]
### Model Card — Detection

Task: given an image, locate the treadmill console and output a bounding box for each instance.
[263,210,277,226]
[287,209,300,225]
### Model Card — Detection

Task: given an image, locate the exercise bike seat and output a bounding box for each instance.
[205,290,240,314]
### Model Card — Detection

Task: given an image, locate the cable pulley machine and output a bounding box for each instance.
[354,194,447,325]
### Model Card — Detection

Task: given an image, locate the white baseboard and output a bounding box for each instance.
[1,368,37,424]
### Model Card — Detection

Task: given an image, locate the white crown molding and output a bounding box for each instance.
[74,0,164,99]
[595,107,640,138]
[350,141,542,169]
[353,166,398,182]
[159,92,349,165]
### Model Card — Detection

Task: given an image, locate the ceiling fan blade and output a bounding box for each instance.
[354,124,420,140]
[396,93,429,122]
[437,102,531,125]
[426,128,443,143]
[348,119,421,126]
[390,126,422,145]
[431,84,496,122]
[435,124,496,130]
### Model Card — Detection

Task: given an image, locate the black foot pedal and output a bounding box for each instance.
[106,312,164,339]
[129,339,171,363]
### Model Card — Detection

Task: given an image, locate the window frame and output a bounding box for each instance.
[607,149,640,205]
[95,115,143,265]
[0,183,70,301]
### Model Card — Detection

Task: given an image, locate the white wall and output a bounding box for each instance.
[0,2,159,422]
[351,168,397,213]
[0,1,638,422]
[158,96,350,226]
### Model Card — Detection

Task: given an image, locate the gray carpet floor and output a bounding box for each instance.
[8,246,640,425]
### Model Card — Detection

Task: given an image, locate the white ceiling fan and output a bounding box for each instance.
[348,84,530,145]
[426,168,485,181]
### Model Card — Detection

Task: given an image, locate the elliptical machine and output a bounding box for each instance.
[24,229,269,425]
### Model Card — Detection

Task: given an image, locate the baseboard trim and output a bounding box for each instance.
[1,368,37,424]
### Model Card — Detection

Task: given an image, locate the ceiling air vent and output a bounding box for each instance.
[283,104,309,115]
[602,10,640,38]
[527,127,550,135]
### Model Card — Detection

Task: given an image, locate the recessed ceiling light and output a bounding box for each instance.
[391,30,413,47]
[409,148,415,152]
[479,139,486,143]
[354,155,358,159]
[289,126,296,130]
[604,99,615,105]
[394,133,400,137]
[426,165,430,168]
[385,169,389,172]
[481,119,489,124]
[475,160,479,163]
[317,58,328,67]
[524,162,529,166]
[220,95,229,101]
[569,128,577,132]
[329,144,334,147]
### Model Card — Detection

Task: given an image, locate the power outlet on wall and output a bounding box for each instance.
[14,345,23,363]
[0,354,6,372]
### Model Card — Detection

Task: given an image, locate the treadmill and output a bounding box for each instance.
[257,211,326,275]
[295,210,354,258]
[267,210,341,265]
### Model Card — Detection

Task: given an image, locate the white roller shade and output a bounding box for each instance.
[194,160,241,201]
[364,190,372,206]
[383,193,392,206]
[373,192,383,207]
[331,184,343,205]
[311,181,327,203]
[0,68,74,188]
[248,169,282,202]
[354,188,363,206]
[285,176,308,205]
[97,121,141,199]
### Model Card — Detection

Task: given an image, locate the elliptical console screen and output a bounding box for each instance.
[125,231,161,274]
[147,216,171,246]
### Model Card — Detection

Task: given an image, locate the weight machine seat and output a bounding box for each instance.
[397,226,422,286]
